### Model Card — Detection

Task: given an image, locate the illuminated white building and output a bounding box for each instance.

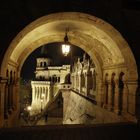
[31,55,70,115]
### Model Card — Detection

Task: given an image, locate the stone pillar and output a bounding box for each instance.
[76,74,78,91]
[11,83,14,110]
[71,74,74,89]
[34,87,36,100]
[74,74,76,90]
[96,82,103,106]
[32,86,35,101]
[103,83,108,108]
[127,80,137,115]
[36,87,38,100]
[45,87,47,100]
[0,78,7,127]
[79,73,82,93]
[12,83,16,110]
[107,82,112,111]
[114,80,120,114]
[48,86,51,101]
[122,82,128,115]
[85,73,90,96]
[8,82,12,114]
[4,83,9,119]
[14,79,20,111]
[46,87,49,102]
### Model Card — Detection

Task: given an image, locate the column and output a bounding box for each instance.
[0,79,7,127]
[14,79,20,111]
[4,83,9,119]
[103,82,108,109]
[79,73,82,93]
[114,80,120,114]
[45,87,48,100]
[32,86,35,101]
[47,87,49,102]
[107,82,112,111]
[8,82,12,113]
[12,83,16,110]
[34,87,36,100]
[85,73,89,96]
[37,87,39,99]
[11,82,14,110]
[122,82,128,115]
[96,82,103,106]
[74,74,77,90]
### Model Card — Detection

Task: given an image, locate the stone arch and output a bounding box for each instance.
[0,12,137,80]
[0,12,139,126]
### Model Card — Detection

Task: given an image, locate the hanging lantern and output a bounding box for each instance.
[62,28,71,56]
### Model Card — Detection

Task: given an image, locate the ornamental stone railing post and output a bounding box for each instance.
[0,77,8,127]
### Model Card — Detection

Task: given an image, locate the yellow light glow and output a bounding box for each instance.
[62,44,70,56]
[27,106,32,111]
[42,94,45,97]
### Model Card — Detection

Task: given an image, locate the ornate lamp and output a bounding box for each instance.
[62,28,70,56]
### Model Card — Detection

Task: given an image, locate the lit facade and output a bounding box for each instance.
[31,56,70,115]
[71,54,96,99]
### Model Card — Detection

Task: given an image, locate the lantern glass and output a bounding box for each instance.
[62,44,70,56]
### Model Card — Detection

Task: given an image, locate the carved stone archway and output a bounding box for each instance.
[0,12,138,127]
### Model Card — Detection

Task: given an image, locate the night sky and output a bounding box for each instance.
[20,43,85,80]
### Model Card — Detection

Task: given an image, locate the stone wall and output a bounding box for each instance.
[63,90,126,124]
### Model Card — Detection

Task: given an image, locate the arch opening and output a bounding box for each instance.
[0,12,139,127]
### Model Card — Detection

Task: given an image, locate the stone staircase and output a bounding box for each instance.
[0,123,139,140]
